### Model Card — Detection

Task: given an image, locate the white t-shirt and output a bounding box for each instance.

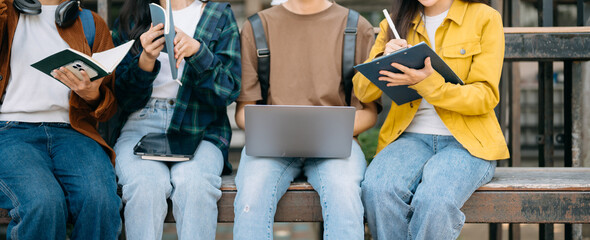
[0,5,71,123]
[151,0,203,99]
[271,0,287,5]
[405,10,452,136]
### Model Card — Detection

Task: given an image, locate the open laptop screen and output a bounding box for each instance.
[245,105,356,158]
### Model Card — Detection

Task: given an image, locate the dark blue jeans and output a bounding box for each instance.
[0,122,121,240]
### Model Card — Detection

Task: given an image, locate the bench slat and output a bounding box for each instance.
[463,191,590,223]
[479,167,590,191]
[221,175,313,191]
[217,191,322,222]
[224,167,590,192]
[504,31,590,61]
[503,26,590,33]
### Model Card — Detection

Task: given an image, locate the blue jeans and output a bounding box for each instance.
[362,132,496,240]
[0,122,121,240]
[114,98,224,240]
[233,140,367,240]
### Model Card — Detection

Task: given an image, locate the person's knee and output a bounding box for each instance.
[122,177,171,203]
[411,193,465,234]
[317,178,363,219]
[234,167,294,216]
[25,191,67,220]
[361,173,390,200]
[73,183,120,214]
[361,173,380,197]
[362,174,411,204]
[175,171,220,191]
[234,182,273,215]
[326,177,362,200]
[412,194,457,214]
[173,173,222,202]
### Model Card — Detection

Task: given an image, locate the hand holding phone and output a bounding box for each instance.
[61,60,98,81]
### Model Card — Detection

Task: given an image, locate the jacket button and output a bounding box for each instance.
[410,102,414,108]
[460,49,466,55]
[398,130,402,134]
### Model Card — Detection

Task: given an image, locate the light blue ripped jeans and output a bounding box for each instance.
[114,98,224,240]
[362,132,496,240]
[233,140,367,240]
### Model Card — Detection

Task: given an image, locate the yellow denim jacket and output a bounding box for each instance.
[353,0,509,160]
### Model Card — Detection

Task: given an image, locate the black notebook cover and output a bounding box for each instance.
[133,133,201,162]
[354,42,463,105]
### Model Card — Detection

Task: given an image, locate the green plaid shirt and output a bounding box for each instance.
[112,2,241,173]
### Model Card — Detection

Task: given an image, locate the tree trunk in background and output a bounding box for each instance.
[97,0,109,23]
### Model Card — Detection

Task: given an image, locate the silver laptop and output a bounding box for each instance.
[245,105,356,158]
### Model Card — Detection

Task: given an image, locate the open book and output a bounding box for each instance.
[150,0,178,80]
[354,42,464,106]
[31,40,135,82]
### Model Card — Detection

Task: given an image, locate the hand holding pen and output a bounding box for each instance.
[379,9,433,87]
[382,9,410,56]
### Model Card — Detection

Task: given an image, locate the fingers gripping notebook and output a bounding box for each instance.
[354,42,463,105]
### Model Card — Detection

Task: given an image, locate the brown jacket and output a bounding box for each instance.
[0,0,117,164]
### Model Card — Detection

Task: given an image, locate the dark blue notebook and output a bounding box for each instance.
[354,42,463,105]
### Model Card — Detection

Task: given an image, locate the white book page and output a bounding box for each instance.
[92,40,135,72]
[66,48,96,64]
[141,155,190,162]
[165,0,172,34]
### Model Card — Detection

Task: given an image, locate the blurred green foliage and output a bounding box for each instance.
[358,128,379,164]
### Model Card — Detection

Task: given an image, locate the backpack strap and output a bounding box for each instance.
[342,9,359,106]
[79,9,95,50]
[248,13,270,105]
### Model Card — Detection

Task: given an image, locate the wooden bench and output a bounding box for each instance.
[2,167,590,224]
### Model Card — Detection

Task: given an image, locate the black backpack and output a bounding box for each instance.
[248,9,360,105]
